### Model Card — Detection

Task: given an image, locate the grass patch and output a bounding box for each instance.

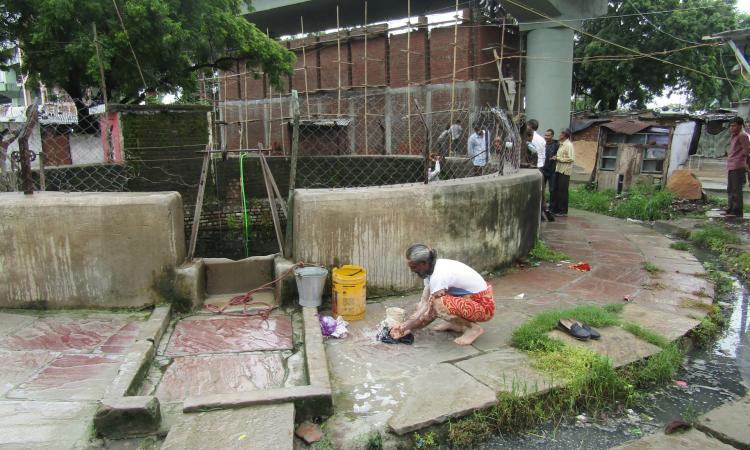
[623,343,684,386]
[689,224,740,253]
[670,241,690,251]
[729,251,750,279]
[621,323,671,349]
[569,184,674,221]
[529,239,568,262]
[510,305,621,353]
[642,262,663,274]
[412,431,437,449]
[691,305,727,349]
[680,298,714,312]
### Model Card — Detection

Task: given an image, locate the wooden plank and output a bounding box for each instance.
[187,111,213,260]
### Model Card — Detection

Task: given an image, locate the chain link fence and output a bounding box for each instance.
[0,100,131,193]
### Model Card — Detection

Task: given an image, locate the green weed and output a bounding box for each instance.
[412,431,437,449]
[621,323,670,349]
[569,184,674,221]
[670,241,690,251]
[691,305,727,348]
[689,224,740,252]
[623,343,684,387]
[363,431,383,450]
[730,251,750,279]
[642,262,663,274]
[529,239,568,262]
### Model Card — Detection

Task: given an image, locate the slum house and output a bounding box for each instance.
[572,112,706,192]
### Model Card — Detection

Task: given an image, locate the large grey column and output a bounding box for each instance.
[524,27,575,135]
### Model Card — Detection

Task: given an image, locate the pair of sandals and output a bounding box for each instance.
[558,318,600,341]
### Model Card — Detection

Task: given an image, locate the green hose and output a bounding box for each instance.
[239,152,250,258]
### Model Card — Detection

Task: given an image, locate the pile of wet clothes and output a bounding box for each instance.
[376,325,414,345]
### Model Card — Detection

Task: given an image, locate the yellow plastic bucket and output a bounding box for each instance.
[332,265,367,321]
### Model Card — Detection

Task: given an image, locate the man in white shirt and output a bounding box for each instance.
[527,119,546,169]
[449,120,463,155]
[390,244,495,346]
[467,123,488,176]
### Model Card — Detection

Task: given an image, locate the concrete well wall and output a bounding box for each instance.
[292,170,541,294]
[0,192,186,309]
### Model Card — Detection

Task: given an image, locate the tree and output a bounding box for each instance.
[0,0,294,118]
[574,0,749,110]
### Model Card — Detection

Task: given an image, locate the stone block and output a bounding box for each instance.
[275,256,299,307]
[162,404,295,450]
[0,192,185,309]
[387,363,497,435]
[0,401,97,449]
[696,393,750,449]
[620,304,700,341]
[136,305,172,345]
[455,348,563,395]
[107,341,155,397]
[204,255,275,295]
[94,396,161,438]
[612,428,734,449]
[173,259,205,311]
[548,327,662,368]
[666,169,703,200]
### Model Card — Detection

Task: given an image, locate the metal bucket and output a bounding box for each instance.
[294,266,328,308]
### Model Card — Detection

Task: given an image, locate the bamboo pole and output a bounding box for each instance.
[300,17,311,119]
[406,0,412,154]
[364,1,369,155]
[279,92,286,154]
[497,18,506,109]
[337,6,342,117]
[448,0,459,156]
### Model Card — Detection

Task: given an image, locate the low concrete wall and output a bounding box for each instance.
[0,192,186,309]
[292,170,541,294]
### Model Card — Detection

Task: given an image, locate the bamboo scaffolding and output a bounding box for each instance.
[364,1,369,155]
[337,6,342,117]
[448,0,459,156]
[300,17,311,118]
[279,92,286,154]
[406,0,412,154]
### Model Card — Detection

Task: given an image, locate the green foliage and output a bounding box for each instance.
[1,1,295,102]
[529,239,568,262]
[622,323,671,348]
[730,251,750,279]
[574,0,749,110]
[642,262,663,274]
[363,432,383,450]
[670,241,690,251]
[689,224,741,252]
[691,305,727,348]
[412,431,437,449]
[569,184,674,220]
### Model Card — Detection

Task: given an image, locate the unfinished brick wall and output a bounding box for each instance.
[388,29,428,88]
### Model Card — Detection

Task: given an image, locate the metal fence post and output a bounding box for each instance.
[284,90,300,257]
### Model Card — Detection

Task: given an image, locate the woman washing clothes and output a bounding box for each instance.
[390,244,495,346]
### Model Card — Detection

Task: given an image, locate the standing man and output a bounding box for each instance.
[390,244,495,346]
[436,125,451,157]
[725,116,750,218]
[450,120,463,155]
[468,123,488,176]
[551,128,575,217]
[527,119,546,170]
[542,129,559,211]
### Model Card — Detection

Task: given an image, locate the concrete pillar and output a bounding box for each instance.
[524,27,575,135]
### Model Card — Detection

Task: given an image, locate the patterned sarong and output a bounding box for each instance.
[440,284,494,322]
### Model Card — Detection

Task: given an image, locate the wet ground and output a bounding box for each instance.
[479,254,750,450]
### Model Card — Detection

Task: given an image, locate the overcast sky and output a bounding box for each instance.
[739,0,750,13]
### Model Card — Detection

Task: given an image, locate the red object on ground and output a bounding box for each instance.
[569,262,592,272]
[674,380,688,387]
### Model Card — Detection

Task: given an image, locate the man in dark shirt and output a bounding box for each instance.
[541,129,559,211]
[725,117,750,218]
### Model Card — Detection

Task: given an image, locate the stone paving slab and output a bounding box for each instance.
[0,350,57,395]
[161,403,295,450]
[2,317,127,352]
[620,303,701,341]
[455,348,563,395]
[202,291,276,315]
[611,429,734,450]
[165,315,293,356]
[96,321,141,354]
[471,310,531,351]
[155,353,288,402]
[696,393,750,449]
[0,400,97,449]
[7,353,123,401]
[387,363,497,435]
[548,327,662,368]
[0,312,36,339]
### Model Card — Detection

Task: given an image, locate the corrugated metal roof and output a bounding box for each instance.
[601,119,653,135]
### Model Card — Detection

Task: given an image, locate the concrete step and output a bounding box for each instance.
[161,403,295,450]
[203,255,279,309]
[202,290,277,314]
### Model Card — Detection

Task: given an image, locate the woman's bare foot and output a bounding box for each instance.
[431,321,466,332]
[454,325,484,345]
